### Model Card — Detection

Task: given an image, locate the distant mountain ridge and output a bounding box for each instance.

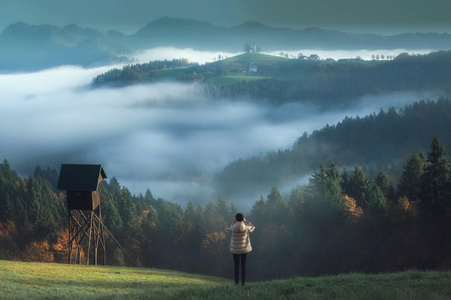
[2,17,451,71]
[133,17,451,51]
[0,22,131,71]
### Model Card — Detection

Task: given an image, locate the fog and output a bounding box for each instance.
[132,47,243,65]
[264,49,434,61]
[132,47,434,64]
[0,52,443,209]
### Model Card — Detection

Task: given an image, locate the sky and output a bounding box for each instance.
[1,0,450,34]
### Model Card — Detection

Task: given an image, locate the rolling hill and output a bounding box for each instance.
[1,260,450,299]
[91,50,451,107]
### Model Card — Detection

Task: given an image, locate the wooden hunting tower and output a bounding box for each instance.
[57,164,107,265]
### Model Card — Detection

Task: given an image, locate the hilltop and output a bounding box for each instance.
[1,260,450,299]
[92,50,451,107]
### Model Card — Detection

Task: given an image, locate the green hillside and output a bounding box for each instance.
[202,53,290,84]
[92,50,451,107]
[1,260,450,299]
[91,52,291,87]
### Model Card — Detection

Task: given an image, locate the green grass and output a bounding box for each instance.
[0,260,226,299]
[145,52,341,85]
[1,260,450,299]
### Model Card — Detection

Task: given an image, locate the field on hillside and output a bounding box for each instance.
[148,53,294,85]
[1,260,450,299]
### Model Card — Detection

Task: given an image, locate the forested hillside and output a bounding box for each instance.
[0,22,130,71]
[91,58,199,86]
[92,50,451,106]
[1,132,450,280]
[206,50,451,105]
[216,98,451,197]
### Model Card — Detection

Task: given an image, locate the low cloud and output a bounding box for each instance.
[131,47,242,64]
[264,49,434,61]
[0,62,442,209]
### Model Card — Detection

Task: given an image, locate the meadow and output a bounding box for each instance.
[1,260,450,299]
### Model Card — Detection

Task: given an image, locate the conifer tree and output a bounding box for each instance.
[340,167,352,197]
[349,165,369,208]
[420,135,450,213]
[250,195,267,225]
[288,188,304,218]
[216,196,229,221]
[99,185,123,232]
[397,151,426,203]
[266,186,288,222]
[229,200,238,217]
[366,183,388,220]
[374,168,395,200]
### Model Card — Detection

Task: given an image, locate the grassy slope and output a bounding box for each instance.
[149,53,294,85]
[1,260,450,300]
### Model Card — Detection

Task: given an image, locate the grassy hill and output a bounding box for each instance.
[1,260,450,299]
[155,52,291,84]
[202,53,290,85]
[92,50,451,107]
[92,52,329,87]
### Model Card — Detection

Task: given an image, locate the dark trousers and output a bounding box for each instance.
[233,253,247,285]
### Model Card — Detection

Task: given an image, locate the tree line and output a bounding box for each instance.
[216,98,451,197]
[205,50,451,106]
[91,58,198,87]
[90,50,451,108]
[0,133,450,280]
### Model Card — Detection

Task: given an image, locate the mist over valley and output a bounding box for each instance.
[1,55,448,209]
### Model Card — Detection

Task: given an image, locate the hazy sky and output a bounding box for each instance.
[1,0,450,33]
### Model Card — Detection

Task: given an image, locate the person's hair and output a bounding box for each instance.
[235,213,244,222]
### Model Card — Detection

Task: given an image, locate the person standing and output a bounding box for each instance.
[227,213,255,286]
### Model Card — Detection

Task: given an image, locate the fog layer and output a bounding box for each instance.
[0,55,442,208]
[132,47,434,64]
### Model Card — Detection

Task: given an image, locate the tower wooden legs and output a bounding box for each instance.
[68,206,106,265]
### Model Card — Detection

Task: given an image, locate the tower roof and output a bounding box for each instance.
[57,164,107,191]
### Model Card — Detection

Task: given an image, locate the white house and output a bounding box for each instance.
[248,62,257,72]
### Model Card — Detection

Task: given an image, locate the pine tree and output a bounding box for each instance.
[341,167,352,197]
[288,188,304,218]
[250,195,267,225]
[420,135,450,213]
[374,168,394,200]
[116,187,137,232]
[366,183,388,220]
[266,186,288,222]
[216,196,229,222]
[99,185,123,232]
[349,165,369,209]
[229,200,238,217]
[397,152,426,203]
[267,186,287,209]
[308,163,328,199]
